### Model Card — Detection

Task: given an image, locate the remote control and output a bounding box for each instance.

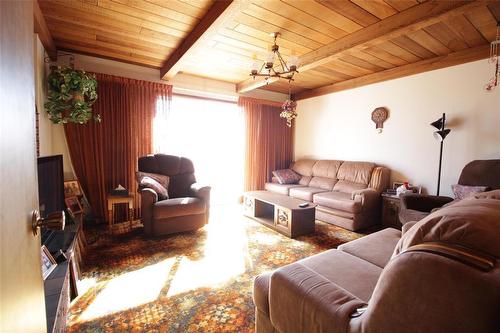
[299,202,309,208]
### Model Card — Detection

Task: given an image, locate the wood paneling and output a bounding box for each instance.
[38,0,498,97]
[294,45,491,100]
[160,0,242,79]
[33,0,56,59]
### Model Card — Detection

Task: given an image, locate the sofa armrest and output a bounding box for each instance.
[368,166,390,192]
[138,188,158,236]
[400,193,453,213]
[269,263,365,333]
[351,188,379,202]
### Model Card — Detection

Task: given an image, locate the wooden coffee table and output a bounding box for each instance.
[243,191,316,238]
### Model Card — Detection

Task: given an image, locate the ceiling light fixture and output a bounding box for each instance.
[485,21,500,92]
[250,32,299,83]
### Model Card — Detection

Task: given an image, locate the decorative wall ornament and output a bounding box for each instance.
[485,21,500,92]
[371,107,389,133]
[280,99,297,127]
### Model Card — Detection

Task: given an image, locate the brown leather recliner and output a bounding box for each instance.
[137,154,210,236]
[399,159,500,224]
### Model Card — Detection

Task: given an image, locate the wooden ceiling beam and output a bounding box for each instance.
[160,0,246,80]
[33,0,57,60]
[293,44,490,100]
[236,77,280,93]
[298,0,493,73]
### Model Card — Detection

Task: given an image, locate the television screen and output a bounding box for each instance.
[37,155,64,218]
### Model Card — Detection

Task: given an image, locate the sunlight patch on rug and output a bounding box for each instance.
[80,258,175,321]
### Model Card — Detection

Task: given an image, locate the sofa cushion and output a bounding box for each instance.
[451,184,488,200]
[313,191,362,213]
[153,197,205,219]
[287,249,382,302]
[272,169,301,184]
[309,176,337,190]
[290,159,316,177]
[136,171,170,189]
[264,182,303,195]
[311,160,343,178]
[333,180,367,194]
[338,228,402,268]
[138,176,169,200]
[337,161,375,185]
[393,195,500,258]
[289,186,329,201]
[298,176,312,186]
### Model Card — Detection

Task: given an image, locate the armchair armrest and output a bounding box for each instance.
[400,193,453,213]
[190,183,211,202]
[190,183,211,223]
[269,262,366,333]
[138,188,158,236]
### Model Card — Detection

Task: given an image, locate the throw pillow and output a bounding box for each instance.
[139,176,169,200]
[136,171,170,189]
[272,169,301,184]
[451,184,488,200]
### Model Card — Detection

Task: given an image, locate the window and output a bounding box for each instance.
[154,94,244,205]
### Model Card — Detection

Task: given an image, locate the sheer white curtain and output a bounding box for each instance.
[154,94,244,204]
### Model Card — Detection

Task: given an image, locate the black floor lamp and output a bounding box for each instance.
[430,113,451,196]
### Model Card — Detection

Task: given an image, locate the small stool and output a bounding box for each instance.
[106,195,134,234]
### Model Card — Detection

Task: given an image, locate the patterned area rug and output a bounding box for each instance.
[68,205,363,332]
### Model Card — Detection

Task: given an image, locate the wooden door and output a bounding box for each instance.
[0,1,47,332]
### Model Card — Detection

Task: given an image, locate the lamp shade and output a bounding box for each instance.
[433,128,451,142]
[430,118,443,130]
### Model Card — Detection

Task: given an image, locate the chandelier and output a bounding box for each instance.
[250,32,299,83]
[485,21,500,92]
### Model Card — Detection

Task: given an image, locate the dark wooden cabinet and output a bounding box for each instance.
[43,214,85,333]
[382,194,402,229]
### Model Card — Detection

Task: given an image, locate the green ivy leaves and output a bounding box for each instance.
[45,66,100,124]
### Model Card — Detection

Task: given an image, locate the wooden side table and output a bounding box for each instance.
[106,195,134,234]
[381,193,402,229]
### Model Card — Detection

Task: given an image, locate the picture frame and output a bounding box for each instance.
[64,180,82,198]
[65,196,83,216]
[41,245,57,280]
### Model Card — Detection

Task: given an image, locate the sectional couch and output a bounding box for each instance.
[265,159,390,231]
[254,191,500,333]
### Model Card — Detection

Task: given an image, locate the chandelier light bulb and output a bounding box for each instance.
[265,51,275,66]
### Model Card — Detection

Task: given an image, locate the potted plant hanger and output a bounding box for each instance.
[45,66,100,124]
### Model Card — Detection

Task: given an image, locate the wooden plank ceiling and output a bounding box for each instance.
[39,0,500,99]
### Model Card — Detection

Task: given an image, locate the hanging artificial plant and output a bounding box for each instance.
[45,66,100,124]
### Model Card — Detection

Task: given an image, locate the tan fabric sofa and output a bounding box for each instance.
[265,159,390,231]
[254,192,500,333]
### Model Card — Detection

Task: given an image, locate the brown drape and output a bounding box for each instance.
[64,73,172,220]
[239,96,294,191]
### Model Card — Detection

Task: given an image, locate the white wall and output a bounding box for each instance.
[34,35,75,179]
[295,60,500,196]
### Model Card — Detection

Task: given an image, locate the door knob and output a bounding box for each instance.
[32,210,65,236]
